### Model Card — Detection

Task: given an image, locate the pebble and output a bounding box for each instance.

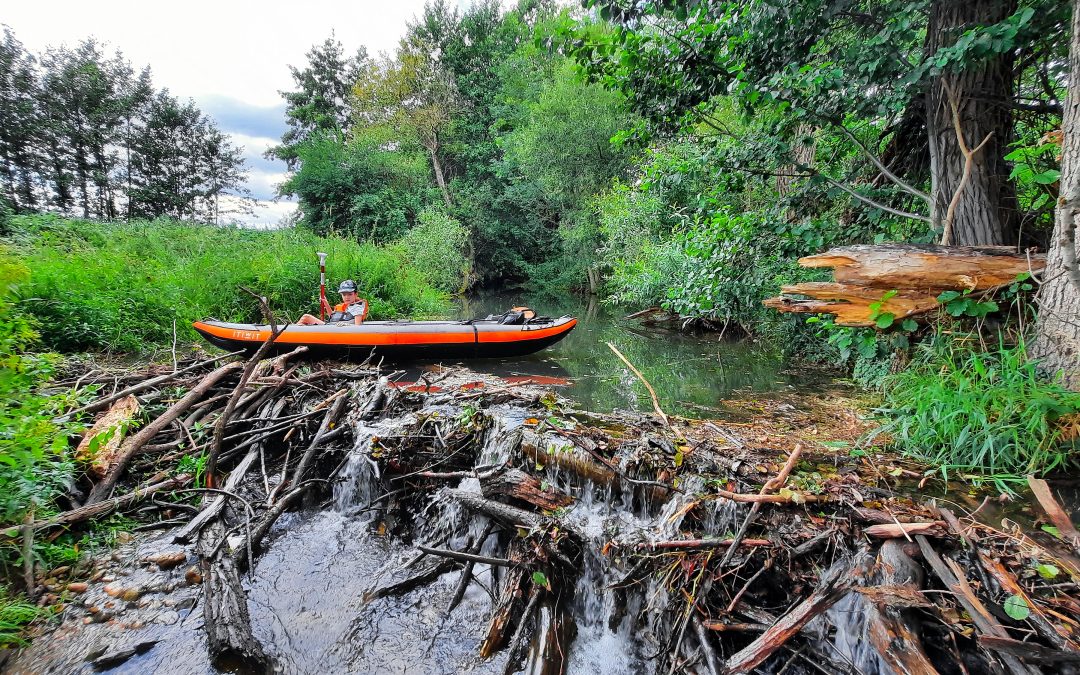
[143,550,187,570]
[66,582,89,593]
[184,566,202,586]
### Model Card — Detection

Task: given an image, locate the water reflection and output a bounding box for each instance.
[447,290,808,416]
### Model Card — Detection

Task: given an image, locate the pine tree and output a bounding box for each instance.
[268,35,367,169]
[0,28,41,211]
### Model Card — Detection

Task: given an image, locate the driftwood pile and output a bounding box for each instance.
[764,243,1045,326]
[361,395,1080,675]
[16,333,1080,674]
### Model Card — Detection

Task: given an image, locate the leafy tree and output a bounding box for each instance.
[500,59,635,212]
[565,0,1069,247]
[0,29,40,211]
[267,35,367,169]
[354,37,464,208]
[128,90,248,221]
[279,129,433,241]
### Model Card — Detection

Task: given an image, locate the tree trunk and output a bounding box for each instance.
[1033,0,1080,390]
[925,0,1018,246]
[428,144,452,208]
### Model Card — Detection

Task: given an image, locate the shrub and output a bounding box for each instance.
[6,215,456,352]
[394,208,469,294]
[0,249,76,527]
[874,335,1080,487]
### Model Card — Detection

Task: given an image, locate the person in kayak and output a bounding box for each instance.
[298,279,368,325]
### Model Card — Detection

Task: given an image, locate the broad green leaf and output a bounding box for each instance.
[1003,594,1030,621]
[1036,563,1060,580]
[875,313,895,329]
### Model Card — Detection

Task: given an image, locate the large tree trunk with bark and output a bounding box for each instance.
[926,0,1018,246]
[1034,0,1080,390]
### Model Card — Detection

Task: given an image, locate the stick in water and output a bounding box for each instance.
[606,341,671,429]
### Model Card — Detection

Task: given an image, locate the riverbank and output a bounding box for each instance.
[5,352,1080,674]
[2,214,459,352]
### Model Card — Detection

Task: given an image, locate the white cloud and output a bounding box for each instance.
[4,1,430,107]
[4,0,439,224]
[218,195,297,229]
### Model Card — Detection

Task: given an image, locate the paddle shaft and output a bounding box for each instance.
[317,252,328,320]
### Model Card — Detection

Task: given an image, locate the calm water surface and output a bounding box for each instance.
[438,291,815,417]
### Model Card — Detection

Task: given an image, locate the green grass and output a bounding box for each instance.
[5,214,459,352]
[874,334,1080,489]
[0,594,45,647]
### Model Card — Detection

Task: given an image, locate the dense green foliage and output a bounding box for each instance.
[874,336,1080,487]
[0,250,75,524]
[7,215,459,352]
[0,29,248,222]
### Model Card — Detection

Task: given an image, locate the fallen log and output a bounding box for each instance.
[173,448,260,544]
[502,585,540,675]
[444,488,583,543]
[865,540,938,675]
[86,361,243,504]
[75,395,140,478]
[481,467,574,511]
[520,429,619,486]
[197,519,273,672]
[523,594,568,675]
[763,283,940,327]
[2,474,192,538]
[291,393,349,486]
[764,243,1045,327]
[481,540,529,659]
[798,244,1044,290]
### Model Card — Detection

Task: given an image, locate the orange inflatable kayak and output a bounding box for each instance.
[192,315,577,359]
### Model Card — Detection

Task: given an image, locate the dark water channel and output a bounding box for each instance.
[446,290,814,417]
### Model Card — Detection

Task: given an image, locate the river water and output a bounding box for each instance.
[448,291,811,417]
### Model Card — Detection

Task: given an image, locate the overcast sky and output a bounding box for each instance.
[3,0,446,225]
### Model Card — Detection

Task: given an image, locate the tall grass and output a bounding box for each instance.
[0,595,44,647]
[875,334,1080,487]
[6,214,459,352]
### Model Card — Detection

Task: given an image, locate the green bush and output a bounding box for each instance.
[394,208,469,294]
[6,215,457,352]
[874,335,1080,487]
[0,249,76,526]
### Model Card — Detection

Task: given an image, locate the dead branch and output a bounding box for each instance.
[724,557,858,674]
[607,341,672,430]
[59,350,243,421]
[86,361,241,504]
